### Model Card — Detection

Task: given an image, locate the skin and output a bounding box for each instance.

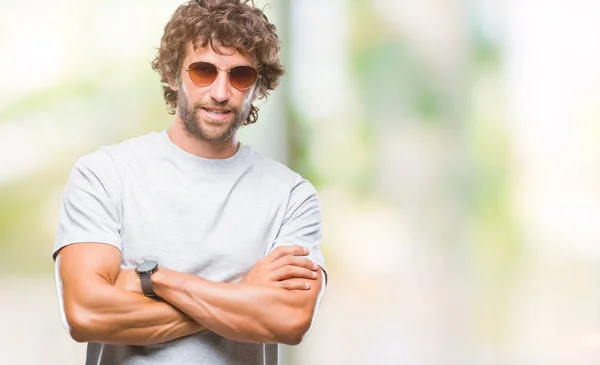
[115,246,324,345]
[55,243,204,346]
[166,40,257,159]
[55,40,324,346]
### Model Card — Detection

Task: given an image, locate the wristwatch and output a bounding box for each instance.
[136,260,159,297]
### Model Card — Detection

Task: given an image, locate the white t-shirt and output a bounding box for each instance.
[53,130,327,365]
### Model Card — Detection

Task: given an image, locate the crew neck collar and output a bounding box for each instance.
[160,129,250,168]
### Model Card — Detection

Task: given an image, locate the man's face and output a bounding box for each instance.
[172,41,257,143]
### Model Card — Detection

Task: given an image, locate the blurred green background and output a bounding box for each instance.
[2,0,600,364]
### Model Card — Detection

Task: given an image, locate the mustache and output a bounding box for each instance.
[193,101,236,112]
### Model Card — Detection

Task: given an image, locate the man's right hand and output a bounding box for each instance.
[241,245,319,290]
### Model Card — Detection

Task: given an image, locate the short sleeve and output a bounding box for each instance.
[270,176,327,280]
[269,176,328,335]
[52,149,122,260]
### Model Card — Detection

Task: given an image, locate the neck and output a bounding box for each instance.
[167,120,239,159]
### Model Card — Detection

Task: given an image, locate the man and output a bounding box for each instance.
[52,1,327,364]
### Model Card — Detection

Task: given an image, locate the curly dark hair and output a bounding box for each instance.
[151,0,285,125]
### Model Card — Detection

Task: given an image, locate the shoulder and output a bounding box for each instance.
[69,131,161,187]
[245,147,304,184]
[74,131,161,172]
[72,148,116,178]
[245,146,318,199]
[99,131,162,163]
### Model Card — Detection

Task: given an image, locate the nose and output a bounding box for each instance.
[208,69,231,103]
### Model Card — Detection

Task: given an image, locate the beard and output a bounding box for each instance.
[177,89,251,143]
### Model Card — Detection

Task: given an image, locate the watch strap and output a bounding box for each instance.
[140,274,156,297]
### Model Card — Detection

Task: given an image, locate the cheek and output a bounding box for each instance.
[180,79,207,103]
[180,82,192,100]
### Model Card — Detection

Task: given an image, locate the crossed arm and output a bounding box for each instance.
[55,242,323,346]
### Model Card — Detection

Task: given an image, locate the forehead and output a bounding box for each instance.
[183,39,254,67]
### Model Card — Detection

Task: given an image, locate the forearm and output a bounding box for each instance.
[152,268,316,345]
[64,283,204,346]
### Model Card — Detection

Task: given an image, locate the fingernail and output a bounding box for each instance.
[305,282,311,289]
[312,271,317,278]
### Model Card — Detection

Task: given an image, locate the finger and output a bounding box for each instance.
[272,265,318,281]
[270,255,317,271]
[263,245,308,264]
[279,278,312,290]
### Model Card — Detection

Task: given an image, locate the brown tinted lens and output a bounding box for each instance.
[188,62,217,87]
[229,66,258,90]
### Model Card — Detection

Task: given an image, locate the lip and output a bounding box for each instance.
[201,108,232,122]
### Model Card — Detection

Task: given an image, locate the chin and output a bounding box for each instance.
[199,125,235,142]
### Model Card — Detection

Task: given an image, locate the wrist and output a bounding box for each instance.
[136,261,159,297]
[151,267,168,297]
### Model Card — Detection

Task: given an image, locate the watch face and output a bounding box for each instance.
[137,260,158,274]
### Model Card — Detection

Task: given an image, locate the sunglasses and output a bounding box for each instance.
[184,62,259,90]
